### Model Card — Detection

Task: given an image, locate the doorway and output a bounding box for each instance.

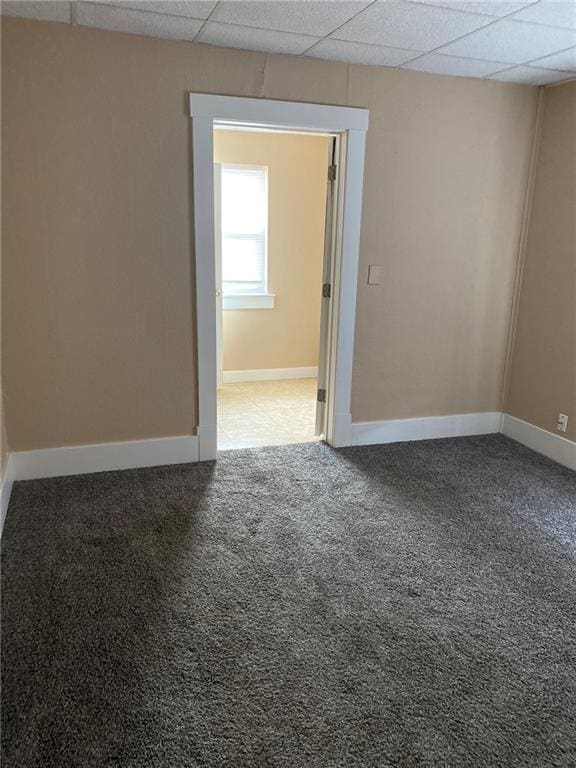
[190,94,369,461]
[213,128,334,450]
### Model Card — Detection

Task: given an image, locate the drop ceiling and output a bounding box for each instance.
[3,0,576,84]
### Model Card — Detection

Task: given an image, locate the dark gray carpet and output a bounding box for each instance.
[2,435,576,768]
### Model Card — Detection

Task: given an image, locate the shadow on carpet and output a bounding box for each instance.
[2,435,575,767]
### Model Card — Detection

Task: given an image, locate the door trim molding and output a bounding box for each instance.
[189,94,369,131]
[190,94,369,460]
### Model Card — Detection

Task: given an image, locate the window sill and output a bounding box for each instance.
[223,293,276,310]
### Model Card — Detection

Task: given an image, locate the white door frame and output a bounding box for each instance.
[189,93,369,461]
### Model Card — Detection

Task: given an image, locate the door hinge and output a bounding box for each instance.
[328,164,337,182]
[317,388,327,403]
[322,283,331,298]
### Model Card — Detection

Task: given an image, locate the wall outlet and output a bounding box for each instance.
[557,413,568,433]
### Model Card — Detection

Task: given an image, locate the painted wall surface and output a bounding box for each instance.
[506,82,576,442]
[0,412,6,478]
[0,148,5,478]
[214,130,328,372]
[0,314,5,479]
[2,18,538,450]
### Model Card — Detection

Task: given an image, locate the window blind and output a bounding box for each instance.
[221,164,268,296]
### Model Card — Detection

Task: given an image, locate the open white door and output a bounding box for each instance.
[315,137,338,437]
[214,162,224,387]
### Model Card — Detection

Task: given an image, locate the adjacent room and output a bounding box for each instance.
[214,127,329,450]
[1,2,575,767]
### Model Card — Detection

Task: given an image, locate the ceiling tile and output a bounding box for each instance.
[211,1,371,37]
[306,38,422,66]
[438,18,576,62]
[77,3,204,39]
[488,63,572,81]
[334,1,494,50]
[90,2,218,20]
[408,0,537,17]
[1,1,71,22]
[509,0,576,29]
[529,45,576,68]
[197,21,319,55]
[402,52,508,76]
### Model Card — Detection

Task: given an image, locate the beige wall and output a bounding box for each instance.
[1,409,6,477]
[0,75,5,477]
[0,274,5,477]
[214,130,328,372]
[1,18,538,451]
[506,82,576,442]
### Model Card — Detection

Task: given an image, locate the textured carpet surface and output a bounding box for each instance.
[2,435,576,767]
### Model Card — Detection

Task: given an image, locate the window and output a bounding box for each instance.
[221,164,273,308]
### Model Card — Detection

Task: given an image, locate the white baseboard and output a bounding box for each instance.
[500,414,576,471]
[222,366,318,384]
[0,456,14,536]
[2,413,571,509]
[352,411,501,446]
[9,435,199,481]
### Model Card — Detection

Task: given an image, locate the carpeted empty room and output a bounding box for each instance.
[2,437,576,767]
[2,3,576,767]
